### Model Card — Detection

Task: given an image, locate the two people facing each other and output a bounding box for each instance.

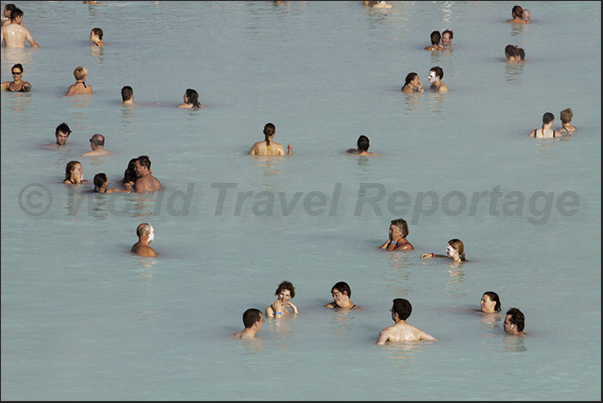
[505,44,525,63]
[507,5,530,24]
[402,66,447,93]
[420,239,466,263]
[1,7,39,48]
[1,63,31,92]
[249,123,292,156]
[123,155,162,193]
[424,29,453,50]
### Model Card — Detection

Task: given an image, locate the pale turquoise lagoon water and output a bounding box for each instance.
[1,1,601,400]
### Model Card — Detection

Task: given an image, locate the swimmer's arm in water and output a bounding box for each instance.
[420,331,438,341]
[376,329,391,345]
[324,302,336,308]
[420,253,446,259]
[265,305,275,318]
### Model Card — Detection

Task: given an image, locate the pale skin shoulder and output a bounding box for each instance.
[376,322,438,344]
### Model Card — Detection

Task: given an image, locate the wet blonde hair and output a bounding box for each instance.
[560,108,573,124]
[74,66,88,80]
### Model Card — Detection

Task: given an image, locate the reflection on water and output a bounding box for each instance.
[135,259,160,324]
[428,91,445,115]
[90,44,104,65]
[329,308,356,338]
[445,262,466,298]
[380,340,431,375]
[504,61,524,85]
[121,105,136,125]
[385,253,412,295]
[3,94,33,113]
[266,314,297,351]
[355,155,372,176]
[402,91,423,113]
[510,22,530,37]
[251,156,285,178]
[502,334,527,352]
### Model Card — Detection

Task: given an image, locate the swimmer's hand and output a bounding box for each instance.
[286,301,298,313]
[420,253,434,259]
[287,144,293,154]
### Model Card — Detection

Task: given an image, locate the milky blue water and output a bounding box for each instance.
[1,1,601,400]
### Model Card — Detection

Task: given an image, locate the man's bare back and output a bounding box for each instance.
[377,320,437,344]
[1,22,39,48]
[131,242,157,257]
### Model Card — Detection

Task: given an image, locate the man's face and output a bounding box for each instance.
[56,131,69,145]
[428,71,437,84]
[134,160,144,177]
[442,33,451,46]
[502,314,515,334]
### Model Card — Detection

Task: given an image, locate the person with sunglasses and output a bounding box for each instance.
[1,63,31,92]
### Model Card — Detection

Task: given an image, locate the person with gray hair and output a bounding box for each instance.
[131,223,157,257]
[82,133,109,156]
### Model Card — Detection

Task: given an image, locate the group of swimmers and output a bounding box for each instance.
[235,280,526,340]
[2,2,565,345]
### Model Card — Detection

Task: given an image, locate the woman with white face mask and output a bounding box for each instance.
[420,239,466,263]
[428,66,448,93]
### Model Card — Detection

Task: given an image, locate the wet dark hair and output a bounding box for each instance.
[506,307,525,332]
[93,173,107,192]
[512,5,523,18]
[122,158,138,185]
[11,63,23,74]
[275,281,296,298]
[505,44,518,58]
[242,308,262,329]
[121,86,133,101]
[517,48,525,61]
[331,281,351,297]
[430,66,444,80]
[55,122,71,136]
[392,298,412,320]
[483,291,501,312]
[185,88,201,108]
[10,7,22,21]
[404,72,418,87]
[137,155,151,170]
[357,135,370,152]
[543,112,555,125]
[91,27,103,39]
[263,123,276,148]
[430,31,441,46]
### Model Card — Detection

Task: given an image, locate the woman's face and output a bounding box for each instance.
[277,289,291,303]
[71,164,83,180]
[481,294,496,313]
[446,243,458,259]
[183,93,189,103]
